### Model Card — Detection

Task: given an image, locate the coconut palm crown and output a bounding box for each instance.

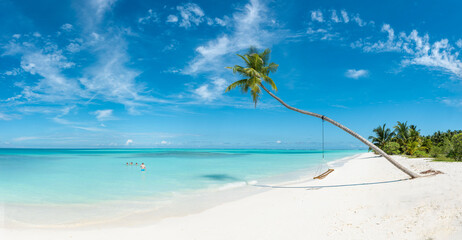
[225,47,278,106]
[368,124,395,149]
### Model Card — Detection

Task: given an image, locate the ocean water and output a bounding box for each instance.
[0,149,364,226]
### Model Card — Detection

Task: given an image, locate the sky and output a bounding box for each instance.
[0,0,461,149]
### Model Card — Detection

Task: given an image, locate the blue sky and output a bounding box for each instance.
[0,0,461,148]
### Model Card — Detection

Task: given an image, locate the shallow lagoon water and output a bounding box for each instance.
[0,149,364,226]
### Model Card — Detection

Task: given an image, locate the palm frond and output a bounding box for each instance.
[225,79,248,92]
[262,75,277,91]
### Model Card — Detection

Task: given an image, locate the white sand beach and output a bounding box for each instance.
[2,152,462,240]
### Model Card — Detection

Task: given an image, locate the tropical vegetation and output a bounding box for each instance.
[369,122,462,161]
[226,46,420,178]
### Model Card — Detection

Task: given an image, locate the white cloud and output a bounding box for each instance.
[79,33,161,113]
[182,0,284,105]
[307,10,462,79]
[5,95,22,101]
[352,14,366,27]
[214,16,230,26]
[193,78,227,101]
[310,9,369,27]
[311,10,324,22]
[166,15,178,23]
[456,39,462,48]
[138,9,159,24]
[125,139,133,145]
[441,98,462,107]
[160,140,169,145]
[12,34,21,39]
[93,109,114,121]
[91,0,117,20]
[3,68,20,76]
[340,10,349,23]
[0,112,16,120]
[345,69,369,79]
[185,0,279,75]
[276,140,281,144]
[330,10,341,23]
[177,3,205,28]
[306,27,339,41]
[13,136,40,141]
[60,23,73,31]
[359,24,462,78]
[2,40,82,102]
[66,42,81,53]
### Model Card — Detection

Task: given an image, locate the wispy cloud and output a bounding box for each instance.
[457,39,462,48]
[345,69,369,79]
[0,112,18,120]
[309,9,371,27]
[193,78,227,101]
[60,23,73,31]
[138,9,159,24]
[441,98,462,107]
[184,0,281,75]
[181,0,285,104]
[308,9,462,79]
[13,136,40,141]
[311,10,324,22]
[93,109,114,121]
[177,3,205,28]
[166,14,178,23]
[0,0,166,119]
[355,24,462,79]
[166,3,229,28]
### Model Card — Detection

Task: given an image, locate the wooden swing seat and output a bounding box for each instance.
[313,169,334,180]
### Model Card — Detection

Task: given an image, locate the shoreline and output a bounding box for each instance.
[1,152,364,229]
[2,152,462,239]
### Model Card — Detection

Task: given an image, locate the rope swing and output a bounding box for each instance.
[313,116,334,180]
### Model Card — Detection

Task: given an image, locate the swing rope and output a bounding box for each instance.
[322,115,325,161]
[313,116,334,180]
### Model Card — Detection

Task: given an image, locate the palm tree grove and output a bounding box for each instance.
[369,122,462,161]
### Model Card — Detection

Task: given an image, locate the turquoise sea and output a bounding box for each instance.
[0,149,365,226]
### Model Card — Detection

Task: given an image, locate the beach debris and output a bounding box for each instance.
[420,169,444,175]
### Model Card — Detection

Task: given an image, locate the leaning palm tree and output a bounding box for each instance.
[368,124,395,149]
[226,47,419,178]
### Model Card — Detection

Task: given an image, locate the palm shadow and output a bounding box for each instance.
[201,174,241,182]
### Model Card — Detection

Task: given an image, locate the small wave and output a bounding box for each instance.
[217,180,258,191]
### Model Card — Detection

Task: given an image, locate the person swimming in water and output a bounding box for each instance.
[126,162,128,166]
[130,162,133,166]
[140,163,146,171]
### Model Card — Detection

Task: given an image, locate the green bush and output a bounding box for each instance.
[429,145,442,157]
[413,150,428,158]
[448,133,462,161]
[430,138,453,158]
[383,142,401,155]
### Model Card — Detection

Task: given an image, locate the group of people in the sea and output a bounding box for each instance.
[126,162,146,171]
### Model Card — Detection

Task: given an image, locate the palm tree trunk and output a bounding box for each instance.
[259,84,420,179]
